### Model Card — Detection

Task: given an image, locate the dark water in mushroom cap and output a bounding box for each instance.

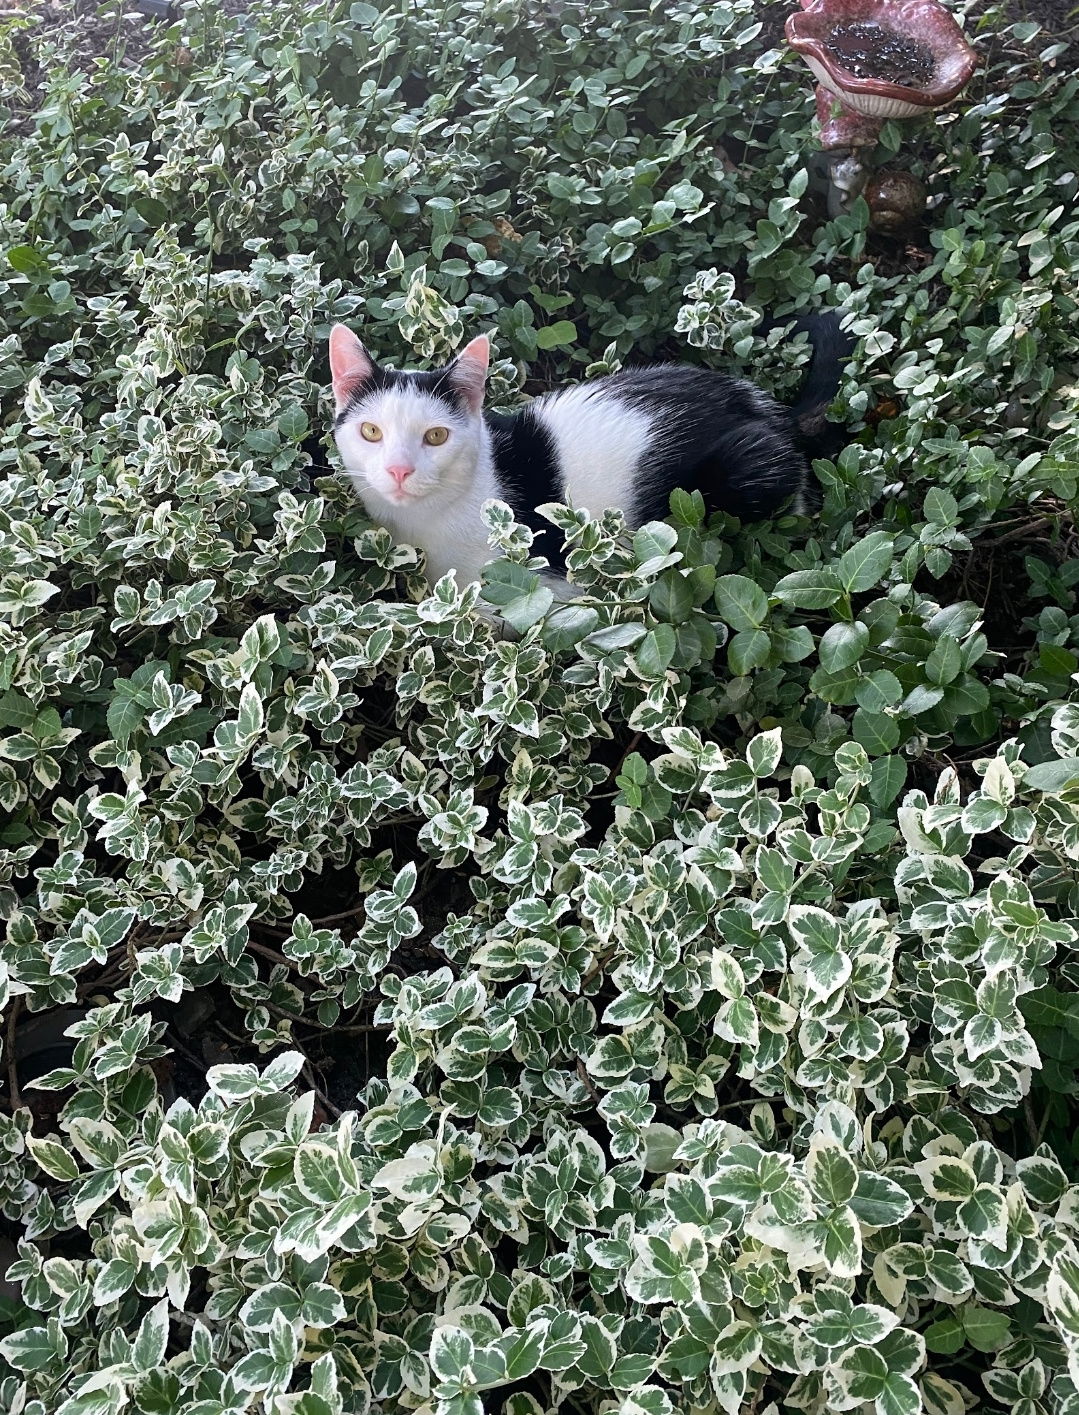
[824,21,935,87]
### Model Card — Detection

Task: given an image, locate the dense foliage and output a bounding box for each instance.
[2,1,1079,1412]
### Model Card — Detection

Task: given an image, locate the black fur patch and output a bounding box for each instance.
[335,364,468,426]
[485,409,568,574]
[762,310,855,441]
[612,367,808,524]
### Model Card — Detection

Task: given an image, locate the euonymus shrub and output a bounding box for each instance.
[2,0,1079,1413]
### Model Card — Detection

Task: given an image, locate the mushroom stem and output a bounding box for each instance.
[814,85,885,149]
[824,147,871,217]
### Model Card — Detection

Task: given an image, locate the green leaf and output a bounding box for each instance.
[633,522,678,563]
[811,662,861,705]
[543,602,599,651]
[482,560,554,632]
[134,196,169,226]
[879,1373,921,1415]
[849,1171,913,1227]
[535,320,577,349]
[836,531,894,593]
[903,684,945,715]
[649,571,694,622]
[277,407,310,440]
[635,625,676,676]
[771,623,815,662]
[924,487,958,524]
[773,567,842,609]
[855,669,903,712]
[584,623,646,652]
[669,487,705,526]
[853,708,900,755]
[869,754,907,807]
[728,628,770,675]
[0,690,37,730]
[107,690,146,746]
[575,1316,617,1379]
[714,574,769,630]
[925,634,962,685]
[501,1327,545,1380]
[961,1306,1010,1352]
[7,243,51,276]
[819,621,869,672]
[1024,757,1079,792]
[924,1317,964,1355]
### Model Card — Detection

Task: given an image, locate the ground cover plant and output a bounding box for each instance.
[1,0,1079,1411]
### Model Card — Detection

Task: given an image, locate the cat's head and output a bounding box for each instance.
[329,326,489,512]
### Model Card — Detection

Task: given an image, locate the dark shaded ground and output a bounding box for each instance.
[1002,0,1079,54]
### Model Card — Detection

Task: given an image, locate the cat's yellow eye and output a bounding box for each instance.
[423,426,449,446]
[360,422,382,442]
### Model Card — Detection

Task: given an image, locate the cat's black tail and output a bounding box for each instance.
[783,309,855,456]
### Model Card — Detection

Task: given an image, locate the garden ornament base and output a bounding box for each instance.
[786,0,977,220]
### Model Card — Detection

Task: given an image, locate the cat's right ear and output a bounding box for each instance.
[329,325,376,413]
[448,335,490,414]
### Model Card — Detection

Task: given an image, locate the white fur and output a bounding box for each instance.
[531,384,654,523]
[336,386,499,587]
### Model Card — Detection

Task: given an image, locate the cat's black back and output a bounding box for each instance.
[483,310,852,548]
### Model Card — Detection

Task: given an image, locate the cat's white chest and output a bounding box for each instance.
[354,481,494,590]
[417,525,494,589]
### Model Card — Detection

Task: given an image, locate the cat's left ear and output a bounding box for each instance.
[329,324,376,413]
[448,335,490,414]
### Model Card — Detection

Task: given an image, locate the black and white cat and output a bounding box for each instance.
[328,313,851,590]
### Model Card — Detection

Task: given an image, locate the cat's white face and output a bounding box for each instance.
[334,385,480,510]
[329,326,489,518]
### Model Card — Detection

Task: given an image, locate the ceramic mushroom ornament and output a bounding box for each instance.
[785,0,978,224]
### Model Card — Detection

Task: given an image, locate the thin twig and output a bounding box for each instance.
[6,996,22,1111]
[1035,1098,1053,1150]
[982,515,1056,547]
[1023,1094,1041,1151]
[251,919,291,936]
[309,903,369,927]
[609,730,644,783]
[293,1019,390,1034]
[246,938,293,969]
[302,1060,344,1119]
[575,1058,600,1103]
[166,1031,209,1077]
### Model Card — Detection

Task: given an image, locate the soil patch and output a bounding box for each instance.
[824,22,936,86]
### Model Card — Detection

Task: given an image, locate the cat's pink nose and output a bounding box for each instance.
[387,464,414,487]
